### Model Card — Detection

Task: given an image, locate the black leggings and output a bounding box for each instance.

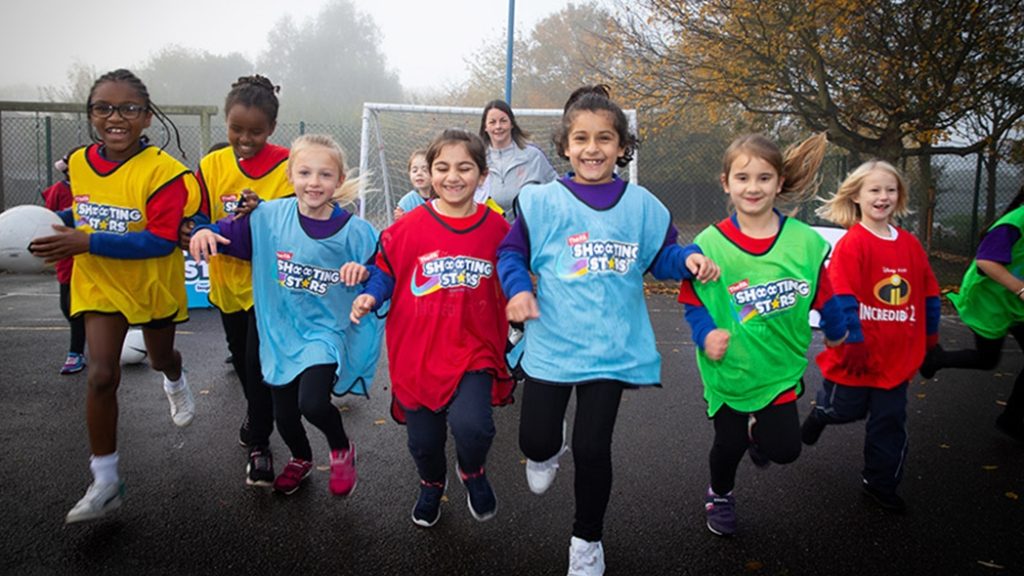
[59,283,85,355]
[272,363,349,462]
[933,326,1024,420]
[709,401,801,495]
[219,309,249,386]
[519,377,624,542]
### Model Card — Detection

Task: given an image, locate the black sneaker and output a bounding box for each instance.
[918,345,943,379]
[459,466,497,522]
[995,413,1024,443]
[801,411,827,446]
[862,480,906,513]
[411,479,446,528]
[246,446,274,487]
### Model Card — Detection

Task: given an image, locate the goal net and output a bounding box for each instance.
[357,103,638,230]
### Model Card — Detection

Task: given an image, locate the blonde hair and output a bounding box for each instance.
[816,160,910,228]
[408,148,427,170]
[722,132,829,206]
[288,134,363,206]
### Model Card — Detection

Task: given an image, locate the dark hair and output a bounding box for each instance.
[207,141,230,154]
[479,100,530,148]
[999,183,1024,219]
[87,68,185,158]
[426,128,488,175]
[224,75,280,125]
[554,85,638,167]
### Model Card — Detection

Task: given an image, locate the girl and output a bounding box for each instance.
[499,85,718,576]
[393,148,430,220]
[918,183,1024,444]
[194,75,292,487]
[805,161,941,512]
[190,134,381,497]
[344,129,514,528]
[678,133,857,536]
[479,100,557,217]
[30,69,198,523]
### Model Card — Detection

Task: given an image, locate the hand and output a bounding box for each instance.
[188,228,229,261]
[835,341,870,377]
[703,329,730,361]
[393,206,406,220]
[178,219,196,250]
[340,262,370,286]
[28,225,89,263]
[506,291,540,323]
[350,294,376,324]
[686,253,720,283]
[233,189,261,218]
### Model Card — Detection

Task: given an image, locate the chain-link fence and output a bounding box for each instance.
[3,101,1021,285]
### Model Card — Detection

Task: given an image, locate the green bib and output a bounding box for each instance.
[693,218,829,416]
[949,206,1024,338]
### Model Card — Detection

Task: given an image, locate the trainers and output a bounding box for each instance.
[273,458,313,495]
[568,536,605,576]
[459,466,497,522]
[163,373,195,427]
[862,480,906,513]
[411,479,446,528]
[329,442,357,496]
[238,415,252,448]
[919,345,943,379]
[801,410,827,446]
[60,352,86,375]
[65,481,124,524]
[746,414,770,468]
[705,486,737,536]
[526,419,568,495]
[246,446,274,487]
[995,413,1024,443]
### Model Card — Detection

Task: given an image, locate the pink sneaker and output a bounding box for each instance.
[273,458,313,495]
[329,441,357,496]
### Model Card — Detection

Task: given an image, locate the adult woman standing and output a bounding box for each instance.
[479,100,557,218]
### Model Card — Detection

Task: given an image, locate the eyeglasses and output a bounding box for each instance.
[88,103,148,120]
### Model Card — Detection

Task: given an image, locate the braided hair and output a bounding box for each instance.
[224,75,280,124]
[87,68,186,158]
[554,84,638,167]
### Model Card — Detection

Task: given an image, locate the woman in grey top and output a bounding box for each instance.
[478,100,557,217]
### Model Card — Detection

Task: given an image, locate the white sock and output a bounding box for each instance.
[163,373,185,393]
[90,452,119,485]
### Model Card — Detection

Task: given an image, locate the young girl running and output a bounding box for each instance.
[393,148,430,220]
[195,75,292,487]
[678,133,857,536]
[918,183,1024,443]
[344,129,514,528]
[30,69,199,523]
[191,134,381,497]
[498,85,718,576]
[804,160,941,512]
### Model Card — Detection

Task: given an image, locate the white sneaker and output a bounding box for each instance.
[164,373,195,427]
[526,419,568,495]
[65,481,124,524]
[567,536,605,576]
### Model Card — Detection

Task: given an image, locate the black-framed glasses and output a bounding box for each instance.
[88,103,148,120]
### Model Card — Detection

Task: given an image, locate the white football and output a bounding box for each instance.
[121,329,148,365]
[0,205,64,273]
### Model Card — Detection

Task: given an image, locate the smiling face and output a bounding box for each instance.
[566,110,625,185]
[853,168,900,229]
[430,142,485,217]
[721,153,783,220]
[484,108,513,149]
[288,146,344,219]
[89,81,152,162]
[408,153,430,197]
[226,104,275,160]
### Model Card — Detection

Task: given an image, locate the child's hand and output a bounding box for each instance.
[350,294,377,324]
[506,292,540,323]
[686,253,720,283]
[189,228,229,261]
[178,219,195,250]
[340,262,370,286]
[393,206,406,220]
[233,189,261,218]
[703,329,730,361]
[28,225,88,263]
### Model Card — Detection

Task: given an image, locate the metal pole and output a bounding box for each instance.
[45,116,53,186]
[505,0,515,104]
[969,151,983,254]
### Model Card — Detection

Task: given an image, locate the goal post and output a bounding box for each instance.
[357,102,638,230]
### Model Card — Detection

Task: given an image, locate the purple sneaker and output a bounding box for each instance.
[705,486,736,536]
[60,352,86,375]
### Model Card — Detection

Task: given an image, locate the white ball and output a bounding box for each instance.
[121,329,148,365]
[0,205,65,273]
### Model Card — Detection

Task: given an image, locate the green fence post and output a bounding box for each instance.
[0,110,5,211]
[969,151,983,255]
[300,121,305,135]
[45,116,53,186]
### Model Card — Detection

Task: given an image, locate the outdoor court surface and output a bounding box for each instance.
[1,272,1021,576]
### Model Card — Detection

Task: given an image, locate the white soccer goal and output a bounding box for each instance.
[357,102,638,230]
